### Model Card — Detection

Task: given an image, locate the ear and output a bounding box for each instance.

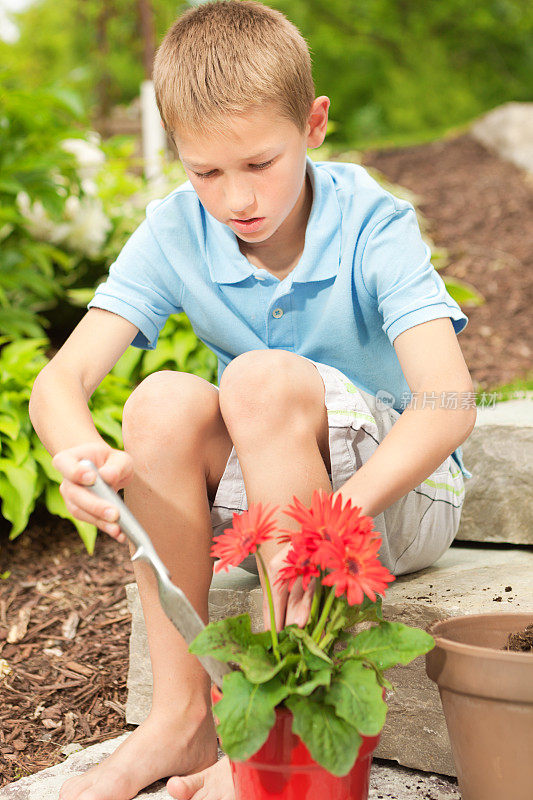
[306,96,330,149]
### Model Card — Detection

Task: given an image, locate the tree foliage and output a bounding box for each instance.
[1,0,531,145]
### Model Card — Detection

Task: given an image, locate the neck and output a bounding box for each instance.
[239,171,313,274]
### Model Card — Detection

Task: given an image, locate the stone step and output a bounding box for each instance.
[0,734,461,799]
[457,398,533,545]
[126,544,533,776]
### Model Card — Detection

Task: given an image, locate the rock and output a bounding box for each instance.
[373,545,533,774]
[59,743,83,757]
[125,567,264,725]
[125,545,533,776]
[0,734,460,800]
[457,399,533,545]
[369,759,461,799]
[470,102,533,174]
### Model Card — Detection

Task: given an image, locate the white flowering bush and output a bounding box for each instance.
[15,133,111,261]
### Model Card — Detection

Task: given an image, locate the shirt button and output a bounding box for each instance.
[272,308,283,318]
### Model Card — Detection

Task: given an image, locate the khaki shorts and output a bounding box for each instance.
[209,356,465,577]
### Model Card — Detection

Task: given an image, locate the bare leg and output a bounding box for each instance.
[219,351,332,597]
[167,351,331,800]
[60,372,235,800]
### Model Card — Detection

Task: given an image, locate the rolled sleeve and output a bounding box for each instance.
[87,217,184,350]
[360,205,468,345]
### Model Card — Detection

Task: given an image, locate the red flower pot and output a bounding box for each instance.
[211,684,381,800]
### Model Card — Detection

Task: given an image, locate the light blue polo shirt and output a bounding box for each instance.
[88,156,471,478]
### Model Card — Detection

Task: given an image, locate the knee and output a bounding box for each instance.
[218,350,322,435]
[122,370,220,452]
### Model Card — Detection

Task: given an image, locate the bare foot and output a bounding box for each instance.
[167,755,234,800]
[59,707,218,800]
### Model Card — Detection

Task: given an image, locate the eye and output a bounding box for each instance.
[251,160,273,170]
[193,159,273,179]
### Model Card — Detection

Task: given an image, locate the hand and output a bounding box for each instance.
[258,543,315,632]
[52,443,134,543]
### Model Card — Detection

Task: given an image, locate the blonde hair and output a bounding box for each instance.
[153,0,315,140]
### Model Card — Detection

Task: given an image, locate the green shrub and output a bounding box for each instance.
[0,338,130,553]
[0,75,86,339]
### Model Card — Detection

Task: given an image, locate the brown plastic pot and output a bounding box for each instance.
[426,612,533,800]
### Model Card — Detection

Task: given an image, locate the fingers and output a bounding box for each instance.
[52,444,133,544]
[66,498,126,544]
[97,450,134,492]
[286,576,315,628]
[52,445,133,493]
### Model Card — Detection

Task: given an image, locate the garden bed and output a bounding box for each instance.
[0,511,133,786]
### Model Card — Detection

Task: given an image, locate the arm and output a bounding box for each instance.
[30,308,138,453]
[332,317,476,517]
[29,308,140,538]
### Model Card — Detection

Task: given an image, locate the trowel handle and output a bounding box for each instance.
[79,458,169,578]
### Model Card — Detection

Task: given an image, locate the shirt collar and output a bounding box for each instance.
[204,156,341,285]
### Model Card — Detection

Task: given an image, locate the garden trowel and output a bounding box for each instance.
[79,458,232,689]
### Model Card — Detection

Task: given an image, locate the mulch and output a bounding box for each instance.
[1,131,532,787]
[0,510,134,785]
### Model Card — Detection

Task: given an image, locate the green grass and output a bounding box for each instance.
[331,118,474,154]
[475,372,533,405]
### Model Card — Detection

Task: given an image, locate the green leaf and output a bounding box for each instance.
[340,622,435,670]
[443,276,485,308]
[189,614,282,682]
[345,595,384,627]
[66,288,97,307]
[286,694,362,776]
[325,660,387,736]
[287,626,333,665]
[91,408,124,448]
[32,439,61,481]
[4,436,30,466]
[0,413,19,440]
[44,482,97,554]
[111,345,144,381]
[215,671,288,760]
[0,458,38,538]
[292,668,332,696]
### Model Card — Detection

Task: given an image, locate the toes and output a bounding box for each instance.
[77,790,102,800]
[59,775,91,800]
[166,773,205,799]
[59,776,78,800]
[166,758,235,800]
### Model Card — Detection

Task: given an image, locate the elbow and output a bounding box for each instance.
[29,366,52,428]
[456,390,477,444]
[462,404,477,440]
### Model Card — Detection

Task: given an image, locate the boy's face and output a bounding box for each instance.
[172,97,329,247]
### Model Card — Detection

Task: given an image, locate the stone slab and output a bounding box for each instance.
[0,735,461,800]
[125,545,533,776]
[125,567,264,725]
[470,102,533,174]
[456,399,533,545]
[373,545,533,774]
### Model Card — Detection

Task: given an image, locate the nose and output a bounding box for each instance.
[225,175,255,218]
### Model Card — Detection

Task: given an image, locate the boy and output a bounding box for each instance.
[29,2,476,799]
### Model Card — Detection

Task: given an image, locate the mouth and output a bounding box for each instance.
[230,217,265,232]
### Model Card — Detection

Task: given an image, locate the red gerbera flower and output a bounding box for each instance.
[211,503,279,572]
[278,488,376,570]
[321,532,395,605]
[273,538,321,592]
